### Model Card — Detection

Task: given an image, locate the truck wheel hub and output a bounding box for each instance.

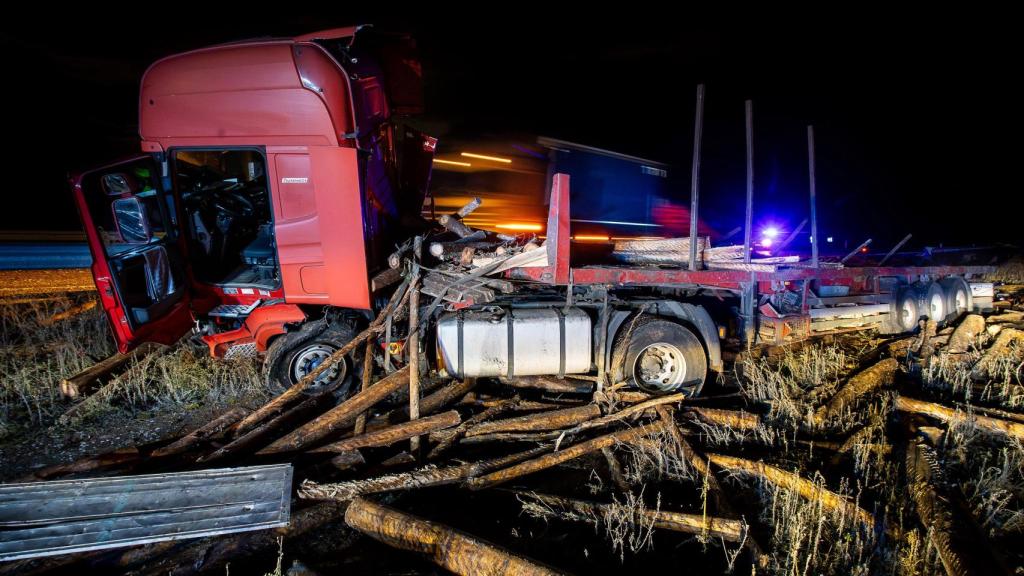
[292,344,343,389]
[634,343,686,391]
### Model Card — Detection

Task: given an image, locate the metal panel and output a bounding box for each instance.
[0,464,292,561]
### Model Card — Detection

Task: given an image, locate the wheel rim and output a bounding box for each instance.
[954,288,967,313]
[633,342,687,392]
[290,344,344,390]
[929,292,944,319]
[899,298,915,328]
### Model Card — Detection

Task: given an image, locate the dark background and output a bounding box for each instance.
[0,8,1017,248]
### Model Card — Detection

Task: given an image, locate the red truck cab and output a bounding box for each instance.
[71,26,433,389]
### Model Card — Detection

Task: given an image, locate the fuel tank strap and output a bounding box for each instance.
[554,307,566,378]
[506,308,515,379]
[456,310,465,379]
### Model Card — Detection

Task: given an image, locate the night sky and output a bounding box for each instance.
[1,9,1017,249]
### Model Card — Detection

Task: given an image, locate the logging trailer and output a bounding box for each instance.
[70,26,995,398]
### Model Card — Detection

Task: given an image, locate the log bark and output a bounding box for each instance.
[311,411,461,453]
[895,396,1024,441]
[438,214,475,238]
[353,339,376,435]
[60,342,166,399]
[706,453,874,528]
[466,404,601,437]
[514,491,745,542]
[811,358,898,425]
[689,407,763,431]
[25,447,140,481]
[345,498,563,576]
[469,422,666,490]
[567,393,686,434]
[236,279,410,435]
[600,447,631,492]
[947,314,986,354]
[971,328,1024,380]
[258,366,412,454]
[149,407,250,458]
[198,393,334,463]
[300,446,551,501]
[428,399,520,459]
[502,376,595,394]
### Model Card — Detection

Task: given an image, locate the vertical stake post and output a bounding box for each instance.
[689,84,705,271]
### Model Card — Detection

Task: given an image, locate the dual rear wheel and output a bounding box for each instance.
[886,277,972,333]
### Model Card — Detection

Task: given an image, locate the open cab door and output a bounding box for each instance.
[71,156,194,353]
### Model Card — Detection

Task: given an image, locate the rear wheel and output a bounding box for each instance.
[918,282,947,325]
[264,320,358,397]
[611,316,707,396]
[940,277,972,321]
[883,286,920,334]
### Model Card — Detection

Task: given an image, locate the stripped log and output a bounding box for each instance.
[971,328,1024,380]
[706,453,875,528]
[345,498,563,576]
[198,393,334,463]
[469,422,666,490]
[300,446,551,501]
[236,279,410,435]
[312,411,461,453]
[60,342,166,399]
[811,358,898,425]
[501,376,595,394]
[259,366,412,454]
[689,407,763,431]
[947,314,986,354]
[150,407,250,458]
[353,339,376,435]
[466,404,601,437]
[895,396,1024,441]
[429,399,521,459]
[513,491,745,542]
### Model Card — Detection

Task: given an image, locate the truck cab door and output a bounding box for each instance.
[70,156,194,353]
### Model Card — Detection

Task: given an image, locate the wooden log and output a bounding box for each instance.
[971,328,1024,380]
[370,266,404,292]
[905,434,1007,573]
[60,342,165,399]
[198,393,335,463]
[567,393,686,434]
[466,404,602,437]
[150,407,250,458]
[600,447,631,492]
[24,447,140,481]
[947,314,986,353]
[345,498,563,576]
[331,450,366,471]
[312,411,461,453]
[428,399,520,459]
[689,407,763,431]
[409,236,423,453]
[895,396,1024,441]
[513,491,745,542]
[438,214,475,238]
[353,339,376,435]
[456,196,482,218]
[811,358,898,425]
[258,366,412,454]
[706,453,874,528]
[300,446,551,501]
[469,422,666,490]
[501,376,595,394]
[236,279,410,435]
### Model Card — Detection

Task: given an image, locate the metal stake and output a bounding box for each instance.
[879,233,912,266]
[744,100,754,264]
[689,84,705,271]
[807,125,819,269]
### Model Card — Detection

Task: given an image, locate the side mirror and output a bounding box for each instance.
[111,197,152,243]
[101,172,137,196]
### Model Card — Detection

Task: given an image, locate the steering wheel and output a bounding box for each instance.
[211,189,255,218]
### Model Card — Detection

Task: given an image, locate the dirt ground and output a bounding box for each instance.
[1,273,1023,575]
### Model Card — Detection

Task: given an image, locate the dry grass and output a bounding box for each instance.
[985,255,1024,285]
[740,344,851,430]
[0,296,266,441]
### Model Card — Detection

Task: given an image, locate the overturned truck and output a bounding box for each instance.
[71,26,994,398]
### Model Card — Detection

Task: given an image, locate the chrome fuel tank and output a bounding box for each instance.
[436,307,592,378]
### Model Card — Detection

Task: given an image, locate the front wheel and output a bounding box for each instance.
[263,320,358,396]
[611,316,707,396]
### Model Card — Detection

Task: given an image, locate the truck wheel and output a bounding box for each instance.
[264,320,358,397]
[611,316,707,396]
[939,277,972,321]
[883,287,919,334]
[917,282,947,325]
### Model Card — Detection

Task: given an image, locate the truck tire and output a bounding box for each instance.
[939,276,972,321]
[611,316,707,396]
[883,287,920,334]
[264,320,358,397]
[917,281,947,325]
